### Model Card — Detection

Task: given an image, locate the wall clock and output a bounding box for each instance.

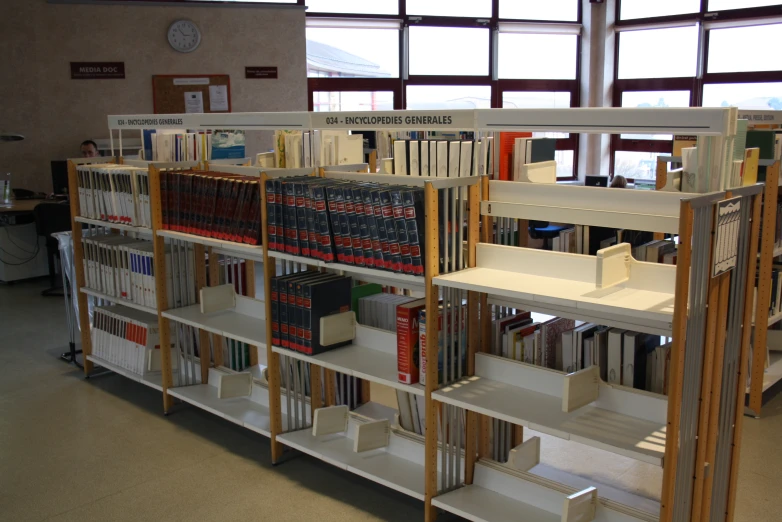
[167,20,201,53]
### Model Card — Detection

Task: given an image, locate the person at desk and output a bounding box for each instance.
[80,140,100,158]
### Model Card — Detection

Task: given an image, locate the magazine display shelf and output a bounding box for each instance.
[67,107,761,522]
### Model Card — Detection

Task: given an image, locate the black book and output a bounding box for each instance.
[402,187,426,276]
[325,184,346,263]
[301,275,352,355]
[391,188,413,274]
[362,188,385,268]
[379,189,402,272]
[294,182,309,257]
[335,185,354,265]
[353,186,373,268]
[293,273,340,353]
[265,179,277,251]
[303,182,319,260]
[312,182,335,263]
[283,181,299,255]
[343,186,364,266]
[371,188,392,270]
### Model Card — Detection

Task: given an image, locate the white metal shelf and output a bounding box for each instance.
[162,301,266,348]
[86,355,163,391]
[156,229,264,261]
[746,352,782,395]
[80,287,158,315]
[272,325,424,397]
[75,216,153,235]
[433,484,560,522]
[432,354,668,466]
[268,251,425,291]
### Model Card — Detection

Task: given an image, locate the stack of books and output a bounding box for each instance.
[266,178,427,275]
[275,130,363,168]
[511,137,557,183]
[76,165,151,227]
[270,271,352,355]
[91,305,161,375]
[160,170,262,245]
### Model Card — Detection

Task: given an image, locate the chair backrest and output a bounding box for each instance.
[33,202,72,238]
[529,220,549,229]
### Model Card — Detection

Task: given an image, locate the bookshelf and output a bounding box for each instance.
[63,107,761,522]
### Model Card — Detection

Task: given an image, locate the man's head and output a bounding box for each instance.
[80,140,99,158]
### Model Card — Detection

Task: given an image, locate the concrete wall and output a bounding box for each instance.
[0,0,307,192]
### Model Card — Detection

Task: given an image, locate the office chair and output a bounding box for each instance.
[529,221,570,250]
[33,202,72,297]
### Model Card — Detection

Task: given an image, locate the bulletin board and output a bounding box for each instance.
[152,74,232,114]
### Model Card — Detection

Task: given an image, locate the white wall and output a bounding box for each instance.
[0,0,308,192]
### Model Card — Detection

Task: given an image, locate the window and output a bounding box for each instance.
[407,86,491,110]
[307,26,400,78]
[498,33,578,80]
[614,151,664,181]
[408,27,490,76]
[306,0,398,15]
[708,0,781,9]
[702,82,782,109]
[621,90,691,139]
[502,91,571,109]
[406,0,492,17]
[619,0,700,20]
[708,24,782,74]
[618,26,698,79]
[313,91,394,111]
[499,0,578,22]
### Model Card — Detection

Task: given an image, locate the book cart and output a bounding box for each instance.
[68,108,759,522]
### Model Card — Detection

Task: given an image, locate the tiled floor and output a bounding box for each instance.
[1,279,780,521]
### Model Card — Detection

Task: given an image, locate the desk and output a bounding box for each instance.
[0,199,50,282]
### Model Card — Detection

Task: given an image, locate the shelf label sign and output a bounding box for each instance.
[311,110,474,130]
[712,196,741,278]
[70,62,125,80]
[245,66,278,79]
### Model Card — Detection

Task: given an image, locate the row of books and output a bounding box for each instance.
[265,177,427,275]
[91,305,160,375]
[494,312,671,395]
[388,138,492,178]
[511,137,557,183]
[76,165,151,227]
[549,226,678,264]
[82,234,195,309]
[376,130,476,164]
[160,170,262,245]
[274,129,363,169]
[396,389,426,436]
[270,271,352,356]
[358,292,417,332]
[142,130,246,162]
[766,266,782,320]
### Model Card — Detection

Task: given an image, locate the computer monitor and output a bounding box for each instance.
[51,161,69,195]
[585,175,609,187]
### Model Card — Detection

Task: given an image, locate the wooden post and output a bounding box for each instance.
[324,368,336,406]
[194,244,211,383]
[726,192,763,522]
[207,247,224,368]
[424,182,440,522]
[149,165,175,413]
[660,200,694,522]
[369,150,377,173]
[67,161,94,376]
[748,161,780,415]
[310,364,323,415]
[262,173,285,463]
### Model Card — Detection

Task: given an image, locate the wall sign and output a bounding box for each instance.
[70,62,125,80]
[245,66,278,79]
[713,197,742,278]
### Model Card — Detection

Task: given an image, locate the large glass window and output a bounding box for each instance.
[313,91,394,112]
[614,151,664,181]
[307,27,399,78]
[406,0,492,17]
[408,27,490,76]
[619,0,700,20]
[618,26,698,79]
[621,90,691,140]
[708,0,781,9]
[499,0,578,21]
[306,0,398,14]
[708,24,782,73]
[502,91,571,109]
[702,82,782,110]
[498,33,578,80]
[407,86,491,110]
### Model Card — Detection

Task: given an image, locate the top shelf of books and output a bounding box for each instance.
[108,108,737,137]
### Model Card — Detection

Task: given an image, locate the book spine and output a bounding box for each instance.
[363,189,384,269]
[294,280,306,353]
[325,185,345,263]
[270,276,280,346]
[287,279,300,351]
[265,179,277,250]
[335,187,354,264]
[302,280,313,355]
[391,188,412,274]
[397,305,422,384]
[243,182,262,246]
[284,181,299,255]
[380,189,400,271]
[279,277,291,349]
[404,188,426,276]
[371,189,391,270]
[354,187,374,268]
[295,182,310,257]
[313,184,335,262]
[344,187,364,266]
[304,182,319,260]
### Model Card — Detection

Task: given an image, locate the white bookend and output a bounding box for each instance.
[562,366,599,413]
[312,405,349,436]
[420,140,429,176]
[380,158,394,174]
[561,486,597,522]
[508,436,540,472]
[218,372,253,399]
[521,160,557,184]
[320,311,356,346]
[200,284,236,314]
[595,243,631,289]
[437,141,448,177]
[448,141,461,178]
[354,418,390,453]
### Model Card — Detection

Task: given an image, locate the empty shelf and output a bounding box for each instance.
[157,229,263,261]
[162,305,266,347]
[432,485,560,522]
[86,355,163,391]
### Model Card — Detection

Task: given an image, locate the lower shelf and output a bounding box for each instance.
[747,351,782,394]
[276,428,427,501]
[432,485,560,522]
[86,355,163,391]
[167,383,275,437]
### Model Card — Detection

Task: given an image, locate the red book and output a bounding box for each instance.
[397,298,426,384]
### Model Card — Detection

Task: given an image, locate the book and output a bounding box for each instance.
[394,140,407,176]
[540,317,575,370]
[448,141,461,178]
[743,147,760,186]
[526,138,557,164]
[499,132,533,181]
[607,328,625,384]
[397,298,426,384]
[91,305,161,374]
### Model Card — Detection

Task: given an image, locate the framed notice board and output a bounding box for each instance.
[152,74,231,114]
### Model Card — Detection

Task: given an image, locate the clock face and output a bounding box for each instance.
[168,20,201,53]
